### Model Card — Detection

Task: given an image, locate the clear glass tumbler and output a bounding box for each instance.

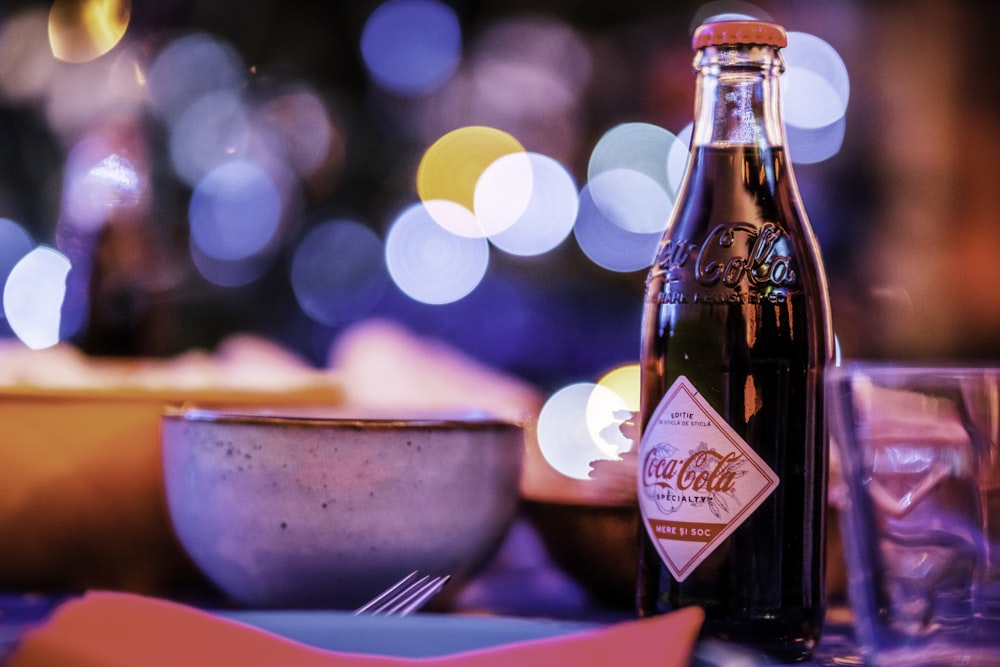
[827,363,1000,666]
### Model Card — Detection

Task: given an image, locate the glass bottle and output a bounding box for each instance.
[636,20,833,662]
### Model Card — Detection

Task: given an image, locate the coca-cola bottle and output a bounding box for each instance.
[636,20,833,662]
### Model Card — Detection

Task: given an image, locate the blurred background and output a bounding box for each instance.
[0,0,997,396]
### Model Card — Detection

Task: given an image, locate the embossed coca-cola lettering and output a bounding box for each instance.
[698,222,791,287]
[660,239,698,271]
[662,221,796,289]
[696,221,795,288]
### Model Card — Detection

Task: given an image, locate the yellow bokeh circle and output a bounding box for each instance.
[49,0,131,63]
[416,126,525,213]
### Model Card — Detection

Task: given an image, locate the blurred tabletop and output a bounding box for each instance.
[0,515,861,666]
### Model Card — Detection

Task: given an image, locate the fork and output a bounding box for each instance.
[353,571,451,617]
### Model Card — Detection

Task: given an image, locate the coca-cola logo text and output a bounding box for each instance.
[643,445,741,494]
[660,221,796,289]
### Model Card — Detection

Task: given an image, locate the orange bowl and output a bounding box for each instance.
[0,345,342,596]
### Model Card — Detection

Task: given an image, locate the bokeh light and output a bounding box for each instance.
[48,0,130,64]
[678,16,850,167]
[595,364,640,413]
[472,151,534,238]
[189,243,272,288]
[0,0,858,394]
[588,122,679,200]
[0,220,34,319]
[576,122,683,269]
[690,0,772,27]
[168,89,250,187]
[413,15,590,168]
[584,168,672,235]
[146,32,245,125]
[0,9,58,103]
[584,381,634,459]
[385,202,489,305]
[537,382,621,480]
[291,219,388,327]
[786,116,847,165]
[360,0,462,96]
[420,199,481,239]
[62,135,143,233]
[472,16,592,101]
[256,85,345,197]
[589,363,641,455]
[781,30,850,164]
[188,159,282,262]
[488,152,578,257]
[3,247,71,350]
[417,126,524,222]
[783,67,844,129]
[43,44,145,139]
[783,31,850,128]
[574,180,664,273]
[667,123,693,195]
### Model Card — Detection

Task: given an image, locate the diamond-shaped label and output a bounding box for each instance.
[638,375,779,581]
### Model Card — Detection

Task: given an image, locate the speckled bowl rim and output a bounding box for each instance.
[162,405,525,431]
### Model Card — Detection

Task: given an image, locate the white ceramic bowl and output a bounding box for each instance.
[161,407,524,609]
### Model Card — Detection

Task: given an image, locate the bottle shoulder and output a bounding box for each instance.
[654,144,825,291]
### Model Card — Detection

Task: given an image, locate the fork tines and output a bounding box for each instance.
[354,571,451,617]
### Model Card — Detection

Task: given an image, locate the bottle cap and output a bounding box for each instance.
[692,20,787,49]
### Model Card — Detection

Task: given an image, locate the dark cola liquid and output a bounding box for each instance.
[638,145,829,662]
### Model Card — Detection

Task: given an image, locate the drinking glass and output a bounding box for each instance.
[827,363,1000,666]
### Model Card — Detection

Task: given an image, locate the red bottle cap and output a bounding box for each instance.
[692,20,787,49]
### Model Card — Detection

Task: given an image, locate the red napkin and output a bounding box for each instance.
[8,592,703,667]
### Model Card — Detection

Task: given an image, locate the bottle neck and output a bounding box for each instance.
[690,44,786,149]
